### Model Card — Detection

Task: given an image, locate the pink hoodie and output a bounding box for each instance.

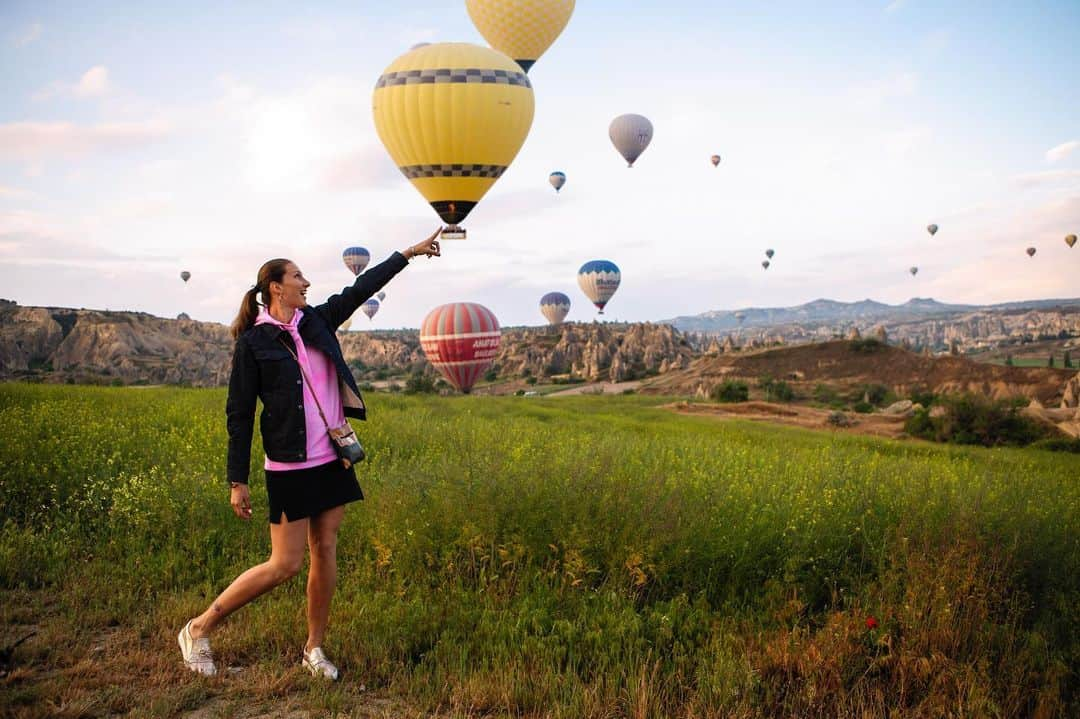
[255,308,344,471]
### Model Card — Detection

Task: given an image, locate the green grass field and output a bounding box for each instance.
[1,384,1077,717]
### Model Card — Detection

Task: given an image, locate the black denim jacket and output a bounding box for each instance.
[225,252,408,484]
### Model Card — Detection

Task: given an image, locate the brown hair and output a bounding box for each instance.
[231,258,292,338]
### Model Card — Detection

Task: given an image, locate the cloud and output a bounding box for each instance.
[1013,169,1080,189]
[12,22,41,48]
[0,185,36,200]
[75,66,109,97]
[0,121,169,163]
[1046,140,1079,164]
[320,146,400,191]
[885,0,908,13]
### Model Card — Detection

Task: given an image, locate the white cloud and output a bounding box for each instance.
[0,121,169,163]
[12,22,42,48]
[75,66,109,97]
[1013,169,1080,189]
[885,0,908,13]
[1046,140,1079,164]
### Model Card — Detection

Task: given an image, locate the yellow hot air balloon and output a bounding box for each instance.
[465,0,575,73]
[372,43,535,240]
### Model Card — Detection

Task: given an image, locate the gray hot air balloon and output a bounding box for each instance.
[180,271,191,283]
[1026,247,1036,257]
[765,249,774,259]
[377,291,386,302]
[927,224,938,237]
[909,266,918,276]
[761,260,770,270]
[609,114,653,167]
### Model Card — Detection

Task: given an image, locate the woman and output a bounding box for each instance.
[178,230,441,680]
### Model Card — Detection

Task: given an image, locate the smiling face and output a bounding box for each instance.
[269,262,310,311]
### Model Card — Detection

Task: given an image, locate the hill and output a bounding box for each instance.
[642,339,1079,407]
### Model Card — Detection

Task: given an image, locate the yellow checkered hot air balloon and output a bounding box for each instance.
[465,0,575,73]
[372,42,535,240]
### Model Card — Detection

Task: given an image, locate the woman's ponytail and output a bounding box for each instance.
[231,287,261,339]
[230,258,292,339]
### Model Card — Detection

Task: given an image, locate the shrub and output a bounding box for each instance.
[849,338,884,353]
[826,411,854,427]
[1048,355,1055,368]
[908,387,936,407]
[813,383,838,404]
[405,373,437,394]
[858,383,892,406]
[525,377,538,385]
[710,380,749,403]
[852,400,875,414]
[514,389,525,396]
[904,393,1050,447]
[758,376,795,402]
[1029,437,1080,453]
[483,367,499,382]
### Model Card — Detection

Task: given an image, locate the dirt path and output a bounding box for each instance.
[545,380,643,397]
[664,400,910,439]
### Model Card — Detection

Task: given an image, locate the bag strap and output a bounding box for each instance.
[277,336,332,432]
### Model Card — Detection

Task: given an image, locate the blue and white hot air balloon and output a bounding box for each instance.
[342,247,371,276]
[549,171,566,193]
[539,291,571,324]
[361,298,380,320]
[577,260,621,314]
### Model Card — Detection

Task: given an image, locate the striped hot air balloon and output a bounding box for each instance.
[465,0,576,73]
[343,247,370,276]
[372,43,535,240]
[420,302,502,393]
[361,299,380,320]
[609,114,653,167]
[539,291,570,324]
[577,260,620,314]
[549,171,566,193]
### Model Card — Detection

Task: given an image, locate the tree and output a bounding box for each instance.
[1048,354,1055,368]
[1005,354,1014,366]
[1064,350,1072,369]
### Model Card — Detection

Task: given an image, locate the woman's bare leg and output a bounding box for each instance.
[305,505,345,651]
[189,516,309,638]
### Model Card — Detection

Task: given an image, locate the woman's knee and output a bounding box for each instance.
[309,533,338,562]
[270,554,304,582]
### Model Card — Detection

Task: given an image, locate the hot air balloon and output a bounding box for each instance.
[377,291,387,302]
[180,271,191,283]
[465,0,575,73]
[710,154,721,167]
[1026,247,1036,257]
[762,260,770,270]
[540,291,571,325]
[577,260,620,314]
[765,249,774,259]
[420,302,501,393]
[927,224,938,237]
[361,299,380,320]
[734,311,746,325]
[549,171,566,193]
[609,114,653,167]
[339,318,353,332]
[343,247,371,276]
[372,43,535,241]
[1066,234,1077,248]
[909,266,918,276]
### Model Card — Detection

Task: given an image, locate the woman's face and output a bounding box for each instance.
[271,262,310,310]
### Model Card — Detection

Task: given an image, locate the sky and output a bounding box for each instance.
[2,1,1079,328]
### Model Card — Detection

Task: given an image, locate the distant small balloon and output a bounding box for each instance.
[549,171,566,193]
[180,271,191,283]
[1066,234,1077,248]
[1026,247,1036,257]
[377,291,386,302]
[765,249,774,259]
[909,266,918,276]
[343,247,371,276]
[927,224,938,237]
[540,291,571,325]
[609,114,653,167]
[710,154,721,167]
[361,299,380,319]
[761,260,770,270]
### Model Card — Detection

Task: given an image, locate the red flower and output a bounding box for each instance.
[865,616,878,630]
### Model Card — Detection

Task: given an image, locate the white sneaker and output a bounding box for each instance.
[302,647,339,680]
[178,620,217,676]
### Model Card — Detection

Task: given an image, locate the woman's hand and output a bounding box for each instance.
[230,483,253,520]
[403,228,442,260]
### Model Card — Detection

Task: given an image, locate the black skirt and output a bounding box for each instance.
[265,459,363,524]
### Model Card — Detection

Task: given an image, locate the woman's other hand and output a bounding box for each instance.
[403,228,442,260]
[230,483,253,520]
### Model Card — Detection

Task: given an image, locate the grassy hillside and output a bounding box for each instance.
[1,385,1077,717]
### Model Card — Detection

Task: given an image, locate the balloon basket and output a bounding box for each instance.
[441,225,466,240]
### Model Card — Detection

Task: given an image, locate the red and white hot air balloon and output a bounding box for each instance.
[419,302,501,393]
